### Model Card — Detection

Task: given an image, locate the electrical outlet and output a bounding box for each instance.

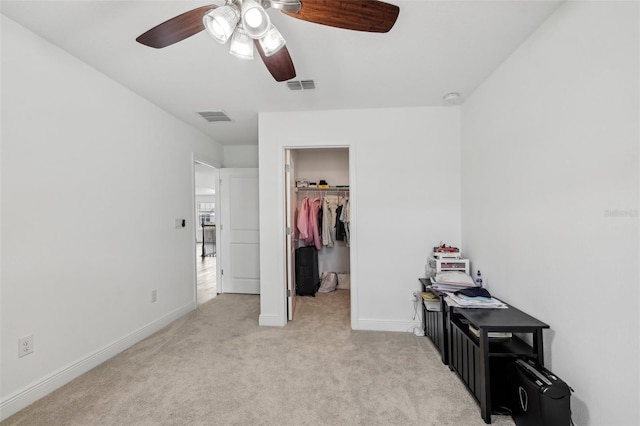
[19,335,34,357]
[151,290,157,303]
[412,292,419,302]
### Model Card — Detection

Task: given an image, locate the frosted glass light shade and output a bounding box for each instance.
[203,5,240,44]
[229,26,254,60]
[258,25,286,57]
[241,0,270,39]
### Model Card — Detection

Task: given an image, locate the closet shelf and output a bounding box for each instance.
[296,186,349,192]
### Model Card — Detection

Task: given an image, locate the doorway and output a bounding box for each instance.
[284,147,351,324]
[194,162,217,304]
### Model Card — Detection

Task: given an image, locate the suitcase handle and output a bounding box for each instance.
[519,386,528,412]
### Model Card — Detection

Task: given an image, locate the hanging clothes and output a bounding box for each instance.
[296,197,311,241]
[317,201,323,237]
[309,197,323,250]
[322,196,334,248]
[340,198,350,247]
[297,194,348,249]
[335,201,346,241]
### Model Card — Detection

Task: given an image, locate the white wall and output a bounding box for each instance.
[294,148,350,186]
[223,145,259,168]
[258,107,461,329]
[0,16,223,419]
[460,2,639,425]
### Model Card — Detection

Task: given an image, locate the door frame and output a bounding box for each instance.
[192,154,222,302]
[284,149,296,320]
[282,145,356,327]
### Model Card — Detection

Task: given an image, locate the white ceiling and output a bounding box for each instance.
[1,0,563,146]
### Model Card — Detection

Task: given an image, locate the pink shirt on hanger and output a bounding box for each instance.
[296,197,311,241]
[309,197,322,250]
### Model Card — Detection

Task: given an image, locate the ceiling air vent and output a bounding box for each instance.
[301,80,316,90]
[197,111,232,123]
[287,80,316,91]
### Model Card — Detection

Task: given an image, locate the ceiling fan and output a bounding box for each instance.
[136,0,400,82]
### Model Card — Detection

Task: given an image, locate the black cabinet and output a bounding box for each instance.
[448,304,549,424]
[419,278,448,365]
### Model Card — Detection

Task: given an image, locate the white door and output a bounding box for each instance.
[285,150,297,320]
[219,168,260,294]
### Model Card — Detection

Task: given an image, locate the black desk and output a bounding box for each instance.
[449,304,549,424]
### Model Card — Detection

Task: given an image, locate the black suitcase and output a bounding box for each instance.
[512,359,572,426]
[295,246,319,296]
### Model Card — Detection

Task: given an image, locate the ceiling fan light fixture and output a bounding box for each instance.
[203,5,240,44]
[268,0,301,13]
[241,0,271,39]
[258,24,286,57]
[229,25,254,60]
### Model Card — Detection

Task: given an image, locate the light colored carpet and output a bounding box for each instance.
[2,290,514,425]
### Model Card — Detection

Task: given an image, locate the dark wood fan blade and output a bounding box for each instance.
[255,41,296,82]
[282,0,399,33]
[136,5,216,48]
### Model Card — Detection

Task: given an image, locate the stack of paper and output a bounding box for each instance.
[423,300,441,312]
[421,291,439,301]
[468,325,512,339]
[446,292,507,309]
[429,271,475,292]
[421,291,441,311]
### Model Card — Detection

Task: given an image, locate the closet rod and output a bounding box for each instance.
[295,187,349,192]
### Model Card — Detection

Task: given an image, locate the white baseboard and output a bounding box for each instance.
[0,301,196,421]
[258,313,286,327]
[257,313,420,332]
[355,318,422,333]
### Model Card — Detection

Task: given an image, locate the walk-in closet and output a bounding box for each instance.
[285,148,351,325]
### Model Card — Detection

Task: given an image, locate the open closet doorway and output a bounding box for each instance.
[194,162,218,304]
[285,148,351,326]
